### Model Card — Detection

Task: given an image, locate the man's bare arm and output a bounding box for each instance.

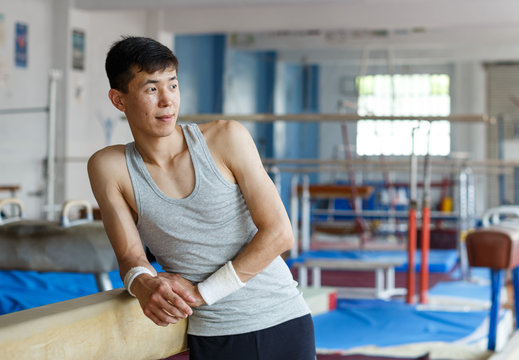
[212,121,294,282]
[87,146,197,325]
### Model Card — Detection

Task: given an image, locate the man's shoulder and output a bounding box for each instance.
[200,119,249,143]
[88,144,127,171]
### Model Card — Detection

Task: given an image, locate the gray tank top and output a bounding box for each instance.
[125,123,309,336]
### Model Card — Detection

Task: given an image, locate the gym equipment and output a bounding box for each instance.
[0,199,117,291]
[466,205,519,350]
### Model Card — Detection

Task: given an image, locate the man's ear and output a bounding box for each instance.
[108,89,126,112]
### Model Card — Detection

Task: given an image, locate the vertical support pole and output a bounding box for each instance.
[488,269,504,351]
[375,268,384,299]
[290,174,299,259]
[45,70,62,221]
[94,273,113,292]
[299,265,308,288]
[420,123,431,304]
[515,167,519,206]
[513,266,519,330]
[387,267,396,294]
[312,267,321,288]
[458,168,470,280]
[340,122,366,246]
[498,114,506,205]
[301,174,311,253]
[407,127,418,304]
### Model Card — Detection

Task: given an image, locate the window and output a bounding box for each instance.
[356,74,450,156]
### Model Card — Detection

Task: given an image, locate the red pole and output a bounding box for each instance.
[407,205,417,304]
[420,206,430,304]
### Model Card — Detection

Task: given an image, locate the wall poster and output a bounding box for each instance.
[15,22,28,68]
[72,29,85,71]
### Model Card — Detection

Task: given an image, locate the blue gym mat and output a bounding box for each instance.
[0,263,162,315]
[287,249,459,273]
[313,298,488,351]
[428,281,491,302]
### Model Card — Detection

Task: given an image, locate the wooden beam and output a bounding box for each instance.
[0,289,187,360]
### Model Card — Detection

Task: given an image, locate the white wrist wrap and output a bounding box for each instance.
[123,266,155,297]
[198,261,245,305]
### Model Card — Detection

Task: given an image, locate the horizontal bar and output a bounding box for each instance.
[262,157,519,167]
[178,113,494,123]
[311,209,459,219]
[0,107,49,115]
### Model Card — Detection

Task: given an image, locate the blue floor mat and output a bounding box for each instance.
[450,267,491,283]
[428,281,491,302]
[288,249,459,273]
[0,263,163,315]
[313,299,488,351]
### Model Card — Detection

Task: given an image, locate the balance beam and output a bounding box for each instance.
[0,289,187,360]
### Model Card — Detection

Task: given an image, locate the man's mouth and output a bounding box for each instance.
[156,114,174,121]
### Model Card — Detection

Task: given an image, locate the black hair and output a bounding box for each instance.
[105,36,178,93]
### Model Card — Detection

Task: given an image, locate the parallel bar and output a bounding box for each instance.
[0,107,49,115]
[0,289,188,360]
[51,156,519,171]
[179,113,494,123]
[261,157,519,168]
[263,165,513,175]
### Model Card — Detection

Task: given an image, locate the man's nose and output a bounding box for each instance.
[159,89,175,107]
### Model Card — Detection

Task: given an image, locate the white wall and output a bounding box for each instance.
[0,0,54,218]
[0,1,162,218]
[64,9,147,205]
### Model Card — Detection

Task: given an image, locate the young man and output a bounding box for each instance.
[88,36,315,359]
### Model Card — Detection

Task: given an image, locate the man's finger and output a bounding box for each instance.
[164,293,193,317]
[143,306,177,326]
[161,274,196,303]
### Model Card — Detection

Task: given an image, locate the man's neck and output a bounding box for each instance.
[133,126,186,167]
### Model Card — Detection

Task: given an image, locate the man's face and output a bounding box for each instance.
[120,66,181,138]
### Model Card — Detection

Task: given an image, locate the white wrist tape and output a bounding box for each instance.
[123,266,156,297]
[198,261,245,305]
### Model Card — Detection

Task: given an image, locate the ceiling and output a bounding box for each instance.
[73,0,519,63]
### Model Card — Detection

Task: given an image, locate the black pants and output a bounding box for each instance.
[188,314,316,360]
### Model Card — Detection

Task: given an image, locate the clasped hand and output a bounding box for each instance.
[133,272,205,326]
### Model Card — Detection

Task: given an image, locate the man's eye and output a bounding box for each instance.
[147,87,156,92]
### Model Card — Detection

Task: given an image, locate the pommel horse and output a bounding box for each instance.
[466,206,519,351]
[0,198,117,291]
